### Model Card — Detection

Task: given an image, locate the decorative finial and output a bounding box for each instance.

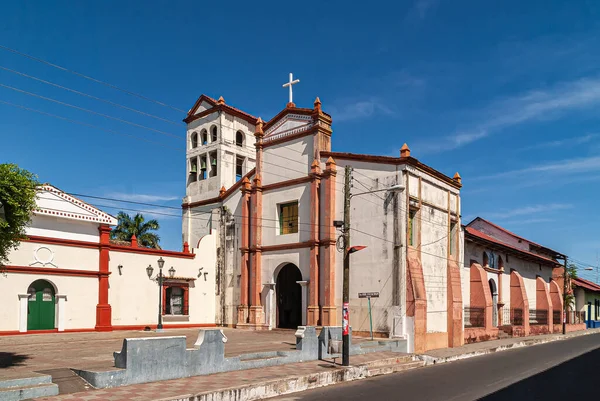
[217,96,225,105]
[314,97,322,112]
[219,186,227,197]
[400,143,411,158]
[453,172,462,184]
[326,156,336,171]
[282,72,300,106]
[255,117,264,136]
[311,159,320,173]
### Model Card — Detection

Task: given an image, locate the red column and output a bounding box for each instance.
[96,224,113,331]
[308,160,321,326]
[248,118,265,327]
[237,177,251,325]
[321,157,337,326]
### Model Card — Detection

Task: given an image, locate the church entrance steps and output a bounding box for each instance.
[0,372,58,401]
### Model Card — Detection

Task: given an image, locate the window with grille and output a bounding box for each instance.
[279,202,299,235]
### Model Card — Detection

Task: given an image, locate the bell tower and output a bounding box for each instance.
[183,95,257,204]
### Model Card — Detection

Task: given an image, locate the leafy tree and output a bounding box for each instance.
[0,164,39,268]
[110,212,161,249]
[564,263,579,311]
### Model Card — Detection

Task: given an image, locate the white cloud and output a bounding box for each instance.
[517,133,598,151]
[330,99,395,122]
[470,155,600,181]
[414,0,438,19]
[105,192,180,203]
[482,204,572,220]
[438,77,600,150]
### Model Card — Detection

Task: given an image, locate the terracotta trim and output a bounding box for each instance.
[262,176,312,192]
[262,127,323,149]
[254,241,316,253]
[112,323,217,331]
[3,265,108,278]
[184,104,258,125]
[0,328,99,336]
[108,245,196,259]
[182,168,256,209]
[321,151,461,189]
[22,235,100,249]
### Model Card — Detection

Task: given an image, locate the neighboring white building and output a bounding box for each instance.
[182,95,463,352]
[0,184,216,334]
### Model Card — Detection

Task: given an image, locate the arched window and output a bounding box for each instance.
[211,125,218,142]
[236,131,244,147]
[191,132,198,148]
[483,252,489,267]
[201,129,208,145]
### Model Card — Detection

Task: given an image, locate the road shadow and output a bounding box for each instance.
[479,347,600,400]
[0,352,30,368]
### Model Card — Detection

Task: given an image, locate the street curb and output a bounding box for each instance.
[159,357,423,401]
[421,328,600,366]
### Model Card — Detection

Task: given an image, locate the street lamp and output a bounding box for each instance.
[147,257,166,331]
[169,266,176,278]
[339,166,405,366]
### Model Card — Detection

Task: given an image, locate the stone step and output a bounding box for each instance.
[0,382,58,401]
[367,360,425,377]
[0,373,52,390]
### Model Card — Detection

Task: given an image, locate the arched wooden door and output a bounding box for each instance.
[27,280,55,330]
[276,264,302,329]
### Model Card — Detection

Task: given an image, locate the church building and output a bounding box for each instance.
[182,78,464,352]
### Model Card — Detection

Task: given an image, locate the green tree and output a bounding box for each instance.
[0,164,39,268]
[564,263,579,311]
[110,212,161,249]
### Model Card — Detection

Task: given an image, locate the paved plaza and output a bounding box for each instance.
[0,328,312,375]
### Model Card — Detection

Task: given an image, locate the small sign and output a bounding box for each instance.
[358,292,379,298]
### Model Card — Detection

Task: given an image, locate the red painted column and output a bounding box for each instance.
[248,118,265,327]
[162,286,168,315]
[237,177,251,325]
[96,224,113,331]
[308,160,321,326]
[321,157,337,326]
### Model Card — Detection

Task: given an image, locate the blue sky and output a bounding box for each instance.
[2,0,600,280]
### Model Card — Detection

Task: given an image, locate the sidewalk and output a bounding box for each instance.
[33,328,600,401]
[424,327,600,363]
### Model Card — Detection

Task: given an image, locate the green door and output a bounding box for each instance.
[27,280,56,330]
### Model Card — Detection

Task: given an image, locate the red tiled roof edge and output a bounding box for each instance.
[465,226,559,266]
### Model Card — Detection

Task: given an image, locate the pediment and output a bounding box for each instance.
[34,185,118,225]
[264,113,314,143]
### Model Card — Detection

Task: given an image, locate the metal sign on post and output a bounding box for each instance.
[358,292,379,339]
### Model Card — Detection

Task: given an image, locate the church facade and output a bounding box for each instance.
[182,93,463,352]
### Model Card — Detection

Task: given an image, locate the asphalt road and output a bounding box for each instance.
[275,333,600,401]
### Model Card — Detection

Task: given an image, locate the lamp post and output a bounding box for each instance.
[146,257,166,331]
[338,165,405,366]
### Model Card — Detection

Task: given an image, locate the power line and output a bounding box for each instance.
[0,44,186,113]
[0,65,181,126]
[0,83,182,139]
[0,99,182,151]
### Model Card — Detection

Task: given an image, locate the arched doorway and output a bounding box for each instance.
[489,278,498,327]
[27,280,55,330]
[276,264,302,329]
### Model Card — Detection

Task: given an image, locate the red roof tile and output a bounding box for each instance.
[572,277,600,292]
[465,226,558,265]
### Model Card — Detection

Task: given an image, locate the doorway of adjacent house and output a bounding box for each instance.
[489,278,498,327]
[276,263,302,329]
[27,279,56,330]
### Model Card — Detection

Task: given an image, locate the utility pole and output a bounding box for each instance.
[342,165,352,367]
[562,255,568,335]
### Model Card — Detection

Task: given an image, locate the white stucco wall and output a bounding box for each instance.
[7,240,99,271]
[0,273,98,332]
[27,214,100,243]
[262,136,312,185]
[109,231,217,327]
[464,242,555,311]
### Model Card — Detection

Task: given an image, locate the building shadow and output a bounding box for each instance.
[479,348,600,400]
[0,352,31,368]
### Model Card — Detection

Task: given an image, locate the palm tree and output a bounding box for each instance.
[110,212,161,249]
